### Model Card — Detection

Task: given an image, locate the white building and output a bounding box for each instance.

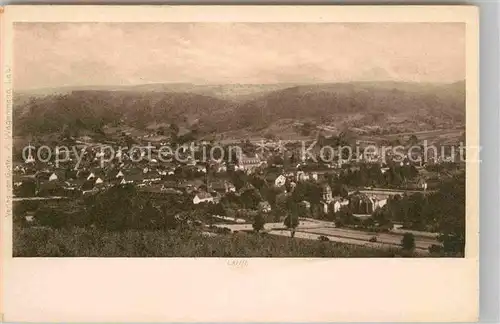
[274,175,286,187]
[238,154,264,171]
[193,192,214,205]
[296,171,309,182]
[374,198,387,209]
[224,181,236,193]
[120,178,133,185]
[333,199,350,213]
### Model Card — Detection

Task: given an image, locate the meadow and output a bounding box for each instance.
[13,226,420,258]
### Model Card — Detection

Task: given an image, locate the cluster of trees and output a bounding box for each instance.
[14,180,37,197]
[424,162,461,173]
[279,172,465,254]
[234,82,465,130]
[338,164,419,188]
[372,173,465,254]
[14,90,235,137]
[15,185,197,231]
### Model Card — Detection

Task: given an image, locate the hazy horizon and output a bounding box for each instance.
[15,22,465,90]
[18,80,466,93]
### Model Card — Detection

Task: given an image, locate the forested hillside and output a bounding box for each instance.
[14,81,465,137]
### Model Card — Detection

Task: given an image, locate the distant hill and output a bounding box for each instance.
[13,89,236,136]
[15,83,300,102]
[231,81,465,129]
[13,81,465,138]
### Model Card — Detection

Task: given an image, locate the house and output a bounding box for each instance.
[215,162,227,173]
[82,187,99,195]
[186,157,197,166]
[417,177,428,191]
[94,151,105,160]
[332,198,350,213]
[120,178,134,185]
[296,171,309,182]
[14,164,26,173]
[87,172,95,180]
[193,191,214,205]
[25,211,35,222]
[160,186,183,195]
[238,154,264,171]
[258,201,272,213]
[49,172,58,182]
[321,201,329,214]
[142,171,162,184]
[374,198,387,209]
[118,170,146,184]
[300,200,311,210]
[63,179,81,193]
[274,174,286,187]
[196,165,207,173]
[322,184,333,202]
[224,181,236,193]
[321,197,349,214]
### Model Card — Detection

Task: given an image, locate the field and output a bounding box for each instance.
[13,226,423,258]
[211,218,440,253]
[357,128,465,146]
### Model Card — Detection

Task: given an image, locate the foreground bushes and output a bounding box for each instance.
[13,226,417,258]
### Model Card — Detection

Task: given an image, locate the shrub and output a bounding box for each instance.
[401,233,416,251]
[13,226,423,257]
[428,244,443,255]
[252,213,266,232]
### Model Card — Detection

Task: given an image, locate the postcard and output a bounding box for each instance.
[1,5,479,322]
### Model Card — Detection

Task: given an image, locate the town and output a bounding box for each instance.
[12,127,466,257]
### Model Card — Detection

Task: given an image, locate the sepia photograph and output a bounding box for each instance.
[1,5,480,323]
[9,21,472,258]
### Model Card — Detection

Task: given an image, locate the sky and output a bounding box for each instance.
[14,22,465,90]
